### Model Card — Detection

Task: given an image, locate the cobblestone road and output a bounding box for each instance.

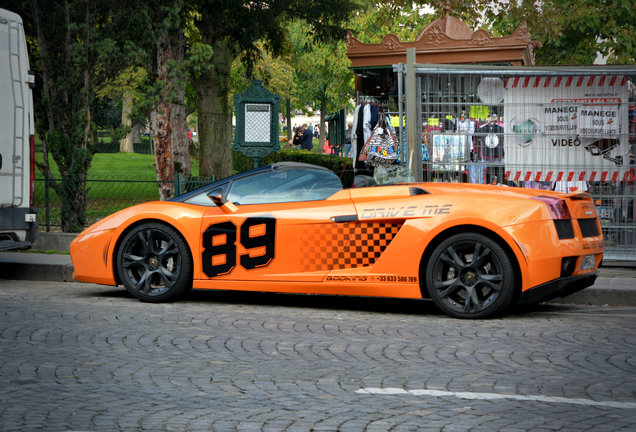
[0,280,634,432]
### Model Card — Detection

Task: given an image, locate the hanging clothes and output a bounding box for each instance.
[369,103,380,129]
[351,104,361,162]
[362,103,372,145]
[477,121,504,160]
[355,104,366,170]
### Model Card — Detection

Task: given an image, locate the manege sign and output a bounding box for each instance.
[505,75,630,182]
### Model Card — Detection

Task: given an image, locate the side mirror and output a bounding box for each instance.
[208,189,224,206]
[207,189,238,213]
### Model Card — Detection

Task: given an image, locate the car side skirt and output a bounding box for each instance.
[192,279,423,299]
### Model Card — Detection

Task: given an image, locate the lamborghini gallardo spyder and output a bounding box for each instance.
[70,162,604,318]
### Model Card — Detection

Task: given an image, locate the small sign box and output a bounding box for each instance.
[245,103,271,143]
[233,81,281,166]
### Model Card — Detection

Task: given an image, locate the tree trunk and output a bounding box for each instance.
[152,32,175,200]
[151,28,189,200]
[170,30,190,179]
[318,96,327,153]
[151,107,173,200]
[131,124,141,144]
[120,91,134,153]
[60,174,87,232]
[286,98,292,140]
[194,38,235,180]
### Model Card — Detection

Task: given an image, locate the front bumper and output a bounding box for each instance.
[518,272,598,305]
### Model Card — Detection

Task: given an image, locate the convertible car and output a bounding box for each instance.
[70,162,604,318]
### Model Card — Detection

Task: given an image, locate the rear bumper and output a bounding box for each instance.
[518,272,598,305]
[0,207,38,245]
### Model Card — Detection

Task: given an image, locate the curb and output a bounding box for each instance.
[551,283,636,306]
[31,232,77,252]
[1,251,634,307]
[0,252,75,283]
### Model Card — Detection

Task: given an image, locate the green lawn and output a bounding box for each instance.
[36,152,200,179]
[34,152,203,229]
[34,133,325,179]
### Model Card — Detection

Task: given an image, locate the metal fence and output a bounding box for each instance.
[34,175,213,232]
[396,64,636,261]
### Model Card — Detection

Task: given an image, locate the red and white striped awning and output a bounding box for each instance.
[505,170,635,183]
[504,75,628,89]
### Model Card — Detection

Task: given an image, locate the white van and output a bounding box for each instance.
[0,8,37,251]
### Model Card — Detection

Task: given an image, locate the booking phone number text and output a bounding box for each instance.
[377,275,418,283]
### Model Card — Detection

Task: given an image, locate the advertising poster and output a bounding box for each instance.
[503,75,630,181]
[431,134,467,171]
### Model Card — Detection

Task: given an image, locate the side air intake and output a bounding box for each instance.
[410,187,428,196]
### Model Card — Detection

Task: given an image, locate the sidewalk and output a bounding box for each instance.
[1,250,634,307]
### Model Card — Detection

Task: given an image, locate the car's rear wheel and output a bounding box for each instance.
[116,222,192,302]
[425,233,516,319]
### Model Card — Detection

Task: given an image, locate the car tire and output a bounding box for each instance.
[425,232,516,319]
[116,222,192,302]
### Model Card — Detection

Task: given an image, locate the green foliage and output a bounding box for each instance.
[122,1,200,132]
[193,0,358,60]
[11,0,155,230]
[287,20,355,116]
[192,0,358,177]
[233,149,355,187]
[93,98,123,130]
[474,0,636,64]
[536,0,635,64]
[381,0,636,65]
[349,1,436,43]
[187,43,216,80]
[234,43,294,99]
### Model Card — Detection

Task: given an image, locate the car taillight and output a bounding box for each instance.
[30,134,35,207]
[532,195,571,220]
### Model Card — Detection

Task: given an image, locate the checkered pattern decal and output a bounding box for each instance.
[300,222,402,271]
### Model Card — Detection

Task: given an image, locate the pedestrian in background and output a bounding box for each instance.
[344,123,353,158]
[301,123,313,150]
[290,126,304,148]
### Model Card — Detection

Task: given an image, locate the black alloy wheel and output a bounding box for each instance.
[425,233,516,319]
[116,222,192,302]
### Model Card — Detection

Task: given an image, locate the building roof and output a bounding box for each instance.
[346,15,540,68]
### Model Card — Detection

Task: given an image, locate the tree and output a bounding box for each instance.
[287,20,356,152]
[192,0,358,179]
[479,0,636,64]
[231,43,296,143]
[348,1,438,43]
[151,4,190,200]
[120,1,194,200]
[11,0,151,231]
[390,0,636,65]
[95,66,148,153]
[354,1,635,65]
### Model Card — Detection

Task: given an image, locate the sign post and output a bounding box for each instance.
[233,80,281,167]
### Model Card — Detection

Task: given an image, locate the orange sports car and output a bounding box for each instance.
[70,162,604,318]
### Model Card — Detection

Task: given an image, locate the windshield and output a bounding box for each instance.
[227,167,342,204]
[180,166,343,206]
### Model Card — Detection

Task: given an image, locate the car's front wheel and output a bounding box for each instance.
[116,222,192,302]
[425,233,516,319]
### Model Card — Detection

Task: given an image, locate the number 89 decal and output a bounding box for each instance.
[202,217,276,277]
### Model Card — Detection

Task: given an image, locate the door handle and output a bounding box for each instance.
[330,215,358,223]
